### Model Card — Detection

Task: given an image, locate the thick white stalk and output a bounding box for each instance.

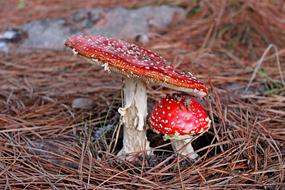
[117,78,150,159]
[172,137,199,160]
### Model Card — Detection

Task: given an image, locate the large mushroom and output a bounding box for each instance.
[148,94,211,159]
[65,35,208,159]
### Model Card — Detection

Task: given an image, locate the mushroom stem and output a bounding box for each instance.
[117,78,150,158]
[172,137,199,160]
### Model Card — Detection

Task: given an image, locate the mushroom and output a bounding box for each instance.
[148,94,211,159]
[65,35,208,159]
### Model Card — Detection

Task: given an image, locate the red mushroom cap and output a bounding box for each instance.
[148,95,211,138]
[65,35,208,97]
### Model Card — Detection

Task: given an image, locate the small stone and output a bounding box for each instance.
[135,33,149,44]
[0,41,8,52]
[0,28,24,42]
[72,97,95,110]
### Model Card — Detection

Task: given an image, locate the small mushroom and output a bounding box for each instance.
[148,94,211,159]
[65,35,208,159]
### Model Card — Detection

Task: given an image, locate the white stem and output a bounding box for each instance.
[172,137,199,160]
[117,78,151,159]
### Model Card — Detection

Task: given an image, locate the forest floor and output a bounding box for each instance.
[0,1,284,189]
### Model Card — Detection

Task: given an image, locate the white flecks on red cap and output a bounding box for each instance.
[65,35,208,97]
[148,94,211,138]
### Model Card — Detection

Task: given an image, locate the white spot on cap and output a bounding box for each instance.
[72,48,78,55]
